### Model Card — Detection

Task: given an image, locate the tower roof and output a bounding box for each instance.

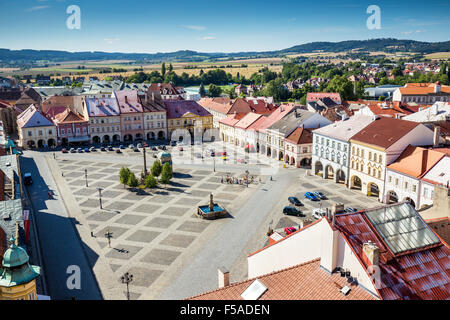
[2,237,28,268]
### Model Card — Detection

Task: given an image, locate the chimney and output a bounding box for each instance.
[433,126,441,147]
[125,95,128,103]
[218,267,230,288]
[362,241,380,267]
[434,82,441,93]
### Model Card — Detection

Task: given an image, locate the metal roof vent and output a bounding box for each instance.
[340,286,351,296]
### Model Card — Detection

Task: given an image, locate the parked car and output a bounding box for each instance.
[70,148,76,153]
[89,147,96,152]
[107,146,114,151]
[178,146,184,151]
[220,151,227,156]
[61,148,68,153]
[128,144,134,149]
[133,147,139,152]
[151,146,158,151]
[312,208,327,220]
[283,206,303,217]
[23,173,33,186]
[160,146,167,150]
[137,143,142,148]
[344,207,358,213]
[115,149,122,154]
[170,141,177,147]
[305,192,319,201]
[100,147,106,152]
[284,227,297,235]
[77,148,83,153]
[119,145,125,150]
[313,191,326,200]
[194,153,203,158]
[288,197,302,206]
[84,148,90,153]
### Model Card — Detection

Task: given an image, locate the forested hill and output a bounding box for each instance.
[1,38,449,63]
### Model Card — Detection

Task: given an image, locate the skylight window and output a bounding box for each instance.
[241,279,267,300]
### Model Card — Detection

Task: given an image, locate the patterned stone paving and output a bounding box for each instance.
[56,158,257,300]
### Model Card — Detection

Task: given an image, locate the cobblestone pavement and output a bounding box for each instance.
[56,157,264,300]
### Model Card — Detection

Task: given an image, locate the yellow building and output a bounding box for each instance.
[0,237,40,300]
[164,100,215,142]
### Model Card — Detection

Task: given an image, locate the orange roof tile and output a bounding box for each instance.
[187,259,376,300]
[387,145,445,178]
[285,127,313,145]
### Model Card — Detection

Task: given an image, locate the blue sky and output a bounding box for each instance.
[0,0,449,53]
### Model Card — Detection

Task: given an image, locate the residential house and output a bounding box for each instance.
[17,105,57,149]
[147,83,186,100]
[420,155,450,209]
[312,115,375,185]
[306,92,341,105]
[139,92,167,141]
[306,97,340,113]
[402,101,450,124]
[348,117,435,202]
[190,202,449,300]
[218,113,245,146]
[14,88,42,112]
[393,82,450,104]
[235,84,247,96]
[232,113,264,149]
[36,76,51,85]
[165,100,213,143]
[83,97,121,144]
[0,101,19,136]
[198,97,233,128]
[113,90,144,142]
[266,108,332,161]
[47,107,89,146]
[284,127,313,168]
[385,146,446,209]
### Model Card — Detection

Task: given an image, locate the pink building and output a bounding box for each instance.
[113,90,144,142]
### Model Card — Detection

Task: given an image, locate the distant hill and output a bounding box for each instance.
[1,38,449,64]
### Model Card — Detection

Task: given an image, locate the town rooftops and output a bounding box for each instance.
[164,100,211,119]
[256,104,297,134]
[267,108,315,135]
[403,102,450,122]
[53,108,86,124]
[219,113,245,127]
[285,127,313,145]
[41,95,77,113]
[17,105,54,128]
[349,117,420,149]
[85,97,120,117]
[335,203,449,300]
[420,156,450,187]
[306,92,341,104]
[399,82,450,95]
[234,113,263,130]
[114,90,143,114]
[148,83,183,96]
[198,97,233,115]
[387,145,446,178]
[187,259,376,300]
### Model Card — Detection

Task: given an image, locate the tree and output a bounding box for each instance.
[144,174,158,188]
[119,167,131,188]
[228,86,236,99]
[169,63,173,72]
[161,63,166,77]
[325,76,355,100]
[151,161,162,178]
[160,163,173,186]
[127,172,139,188]
[208,84,222,97]
[199,83,206,97]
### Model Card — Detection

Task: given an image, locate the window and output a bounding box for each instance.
[412,185,417,193]
[379,155,382,163]
[389,176,392,183]
[395,178,399,186]
[377,171,381,179]
[303,147,308,153]
[332,141,335,148]
[38,130,43,136]
[337,143,341,151]
[404,182,408,189]
[61,129,65,135]
[361,149,364,158]
[369,152,372,161]
[28,131,32,137]
[368,167,371,176]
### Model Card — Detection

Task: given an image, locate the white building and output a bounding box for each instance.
[312,115,375,185]
[392,82,450,104]
[402,101,450,123]
[420,155,450,208]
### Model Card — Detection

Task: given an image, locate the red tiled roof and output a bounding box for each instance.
[285,127,313,145]
[307,92,341,103]
[350,117,421,149]
[41,95,76,113]
[164,100,211,119]
[387,145,445,178]
[115,90,143,114]
[219,113,246,126]
[187,259,376,300]
[426,217,450,247]
[198,97,233,115]
[399,83,450,95]
[335,211,450,300]
[234,113,262,130]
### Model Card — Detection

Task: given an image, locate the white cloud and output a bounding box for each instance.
[401,31,414,35]
[183,25,206,31]
[104,38,120,44]
[26,6,50,12]
[202,36,216,40]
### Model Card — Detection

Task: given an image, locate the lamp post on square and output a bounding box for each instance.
[105,229,113,248]
[98,187,103,209]
[121,272,133,300]
[85,169,88,187]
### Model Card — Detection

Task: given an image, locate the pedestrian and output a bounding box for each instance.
[270,176,273,181]
[221,177,224,184]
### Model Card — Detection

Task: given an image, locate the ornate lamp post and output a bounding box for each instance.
[85,169,88,187]
[121,272,133,300]
[105,229,113,248]
[98,187,103,209]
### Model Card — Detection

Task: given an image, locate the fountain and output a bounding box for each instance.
[197,194,227,220]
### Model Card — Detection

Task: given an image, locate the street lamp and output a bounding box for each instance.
[105,229,113,248]
[85,169,88,187]
[98,187,103,209]
[143,146,147,176]
[213,155,216,173]
[121,272,133,300]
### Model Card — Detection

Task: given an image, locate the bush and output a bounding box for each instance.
[127,172,139,188]
[160,163,173,186]
[119,167,131,188]
[144,175,158,188]
[151,161,162,178]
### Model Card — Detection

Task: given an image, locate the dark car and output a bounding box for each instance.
[77,148,83,153]
[151,146,157,151]
[161,146,167,150]
[288,196,303,206]
[107,146,114,151]
[133,147,140,152]
[100,147,106,152]
[119,145,125,150]
[305,192,319,201]
[115,149,122,154]
[313,191,326,200]
[170,141,177,147]
[23,173,33,186]
[283,206,303,217]
[84,148,90,153]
